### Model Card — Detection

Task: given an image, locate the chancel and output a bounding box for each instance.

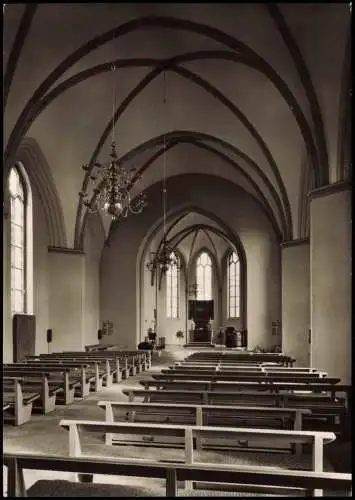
[188,300,214,345]
[3,3,351,498]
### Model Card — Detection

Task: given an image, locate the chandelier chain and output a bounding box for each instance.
[163,70,167,238]
[111,63,117,145]
[78,51,147,221]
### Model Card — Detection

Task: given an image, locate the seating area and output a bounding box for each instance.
[4,347,351,497]
[3,348,151,426]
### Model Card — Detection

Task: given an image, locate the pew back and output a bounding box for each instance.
[4,453,352,497]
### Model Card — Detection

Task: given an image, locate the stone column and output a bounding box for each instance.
[3,209,13,362]
[281,240,310,367]
[310,182,351,383]
[48,247,86,352]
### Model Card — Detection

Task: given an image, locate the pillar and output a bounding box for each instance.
[3,208,12,362]
[281,240,310,367]
[310,183,351,383]
[48,247,86,352]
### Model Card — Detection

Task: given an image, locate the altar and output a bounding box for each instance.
[188,300,214,343]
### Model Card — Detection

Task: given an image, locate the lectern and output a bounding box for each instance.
[188,300,214,343]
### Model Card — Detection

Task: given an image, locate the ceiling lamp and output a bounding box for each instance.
[147,236,181,274]
[188,283,199,298]
[79,65,147,220]
[146,72,179,276]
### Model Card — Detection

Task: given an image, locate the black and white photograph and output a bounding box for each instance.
[3,2,351,497]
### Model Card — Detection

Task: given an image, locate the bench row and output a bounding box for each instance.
[4,453,352,497]
[3,350,151,425]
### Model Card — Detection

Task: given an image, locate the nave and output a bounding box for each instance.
[3,346,352,497]
[3,3,352,498]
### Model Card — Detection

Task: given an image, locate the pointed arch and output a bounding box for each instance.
[14,137,67,247]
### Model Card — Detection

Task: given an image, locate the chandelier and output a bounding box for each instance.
[146,72,179,276]
[147,236,181,274]
[79,65,147,220]
[188,282,199,298]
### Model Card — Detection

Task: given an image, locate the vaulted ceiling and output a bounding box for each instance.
[4,3,351,247]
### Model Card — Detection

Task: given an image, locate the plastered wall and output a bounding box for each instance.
[282,242,310,367]
[310,187,351,383]
[83,215,104,347]
[48,250,85,352]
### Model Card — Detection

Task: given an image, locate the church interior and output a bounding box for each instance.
[3,3,352,497]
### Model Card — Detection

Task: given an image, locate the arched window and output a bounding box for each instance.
[196,252,212,300]
[227,251,240,318]
[166,252,180,318]
[9,167,27,314]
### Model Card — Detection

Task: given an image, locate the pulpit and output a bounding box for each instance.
[188,300,214,343]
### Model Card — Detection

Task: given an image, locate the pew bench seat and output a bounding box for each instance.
[4,453,352,497]
[123,389,346,432]
[97,401,311,441]
[4,374,62,414]
[26,357,111,392]
[139,379,344,395]
[6,362,96,400]
[59,419,335,471]
[3,378,41,425]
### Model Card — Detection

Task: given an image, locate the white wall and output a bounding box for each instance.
[282,241,310,367]
[310,186,351,383]
[48,250,86,352]
[3,211,12,363]
[100,174,281,349]
[32,185,50,355]
[83,215,104,347]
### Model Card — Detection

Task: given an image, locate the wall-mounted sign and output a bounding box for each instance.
[102,320,113,336]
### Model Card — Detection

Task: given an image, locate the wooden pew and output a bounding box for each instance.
[123,388,347,432]
[140,379,342,393]
[186,352,296,366]
[159,371,328,382]
[27,355,112,390]
[4,453,352,497]
[167,365,327,375]
[4,364,83,404]
[106,349,152,370]
[85,344,115,352]
[4,370,62,413]
[59,419,336,481]
[53,349,150,372]
[174,362,321,373]
[33,352,136,379]
[97,401,311,449]
[3,378,40,425]
[55,351,140,376]
[156,373,326,383]
[22,360,100,397]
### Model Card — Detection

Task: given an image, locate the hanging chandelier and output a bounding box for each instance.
[146,71,179,276]
[147,236,181,274]
[79,65,147,221]
[188,282,199,298]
